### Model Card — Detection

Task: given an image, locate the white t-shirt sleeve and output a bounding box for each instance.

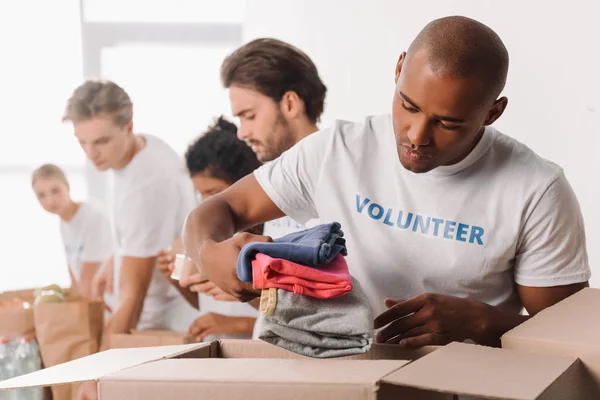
[81,207,113,263]
[254,126,334,224]
[514,172,591,286]
[118,181,179,258]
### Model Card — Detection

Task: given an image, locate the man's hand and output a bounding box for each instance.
[156,248,175,280]
[197,233,272,302]
[92,257,114,298]
[374,293,526,348]
[77,381,97,400]
[188,313,256,341]
[189,280,238,302]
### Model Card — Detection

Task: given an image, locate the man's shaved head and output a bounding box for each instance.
[407,16,509,100]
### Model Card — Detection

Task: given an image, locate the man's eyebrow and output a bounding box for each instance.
[399,91,466,123]
[234,108,253,117]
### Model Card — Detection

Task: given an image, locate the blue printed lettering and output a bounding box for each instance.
[443,221,457,239]
[353,193,485,246]
[368,203,385,220]
[456,223,469,242]
[356,194,370,213]
[469,226,485,245]
[383,208,394,226]
[431,218,444,236]
[397,211,413,229]
[412,215,431,234]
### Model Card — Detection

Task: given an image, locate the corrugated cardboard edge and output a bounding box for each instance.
[0,343,211,390]
[215,339,440,360]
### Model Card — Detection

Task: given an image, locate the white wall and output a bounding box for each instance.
[243,0,600,287]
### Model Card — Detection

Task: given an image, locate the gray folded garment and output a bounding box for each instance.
[258,277,374,358]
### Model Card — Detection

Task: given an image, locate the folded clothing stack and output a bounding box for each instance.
[236,222,373,358]
[237,221,347,283]
[258,277,373,358]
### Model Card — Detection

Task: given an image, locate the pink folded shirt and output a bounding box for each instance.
[252,253,353,299]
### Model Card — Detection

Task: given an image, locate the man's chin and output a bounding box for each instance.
[399,156,434,174]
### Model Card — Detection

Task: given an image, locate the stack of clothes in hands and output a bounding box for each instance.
[237,222,373,358]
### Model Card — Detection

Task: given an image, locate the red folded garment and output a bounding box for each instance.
[252,253,353,299]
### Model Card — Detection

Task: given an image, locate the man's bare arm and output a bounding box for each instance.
[100,256,154,350]
[182,175,284,299]
[79,261,101,298]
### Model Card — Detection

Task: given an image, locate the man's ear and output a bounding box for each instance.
[280,90,304,120]
[484,97,508,125]
[395,52,407,84]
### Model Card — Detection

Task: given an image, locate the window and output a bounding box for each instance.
[0,0,244,291]
[80,0,243,207]
[0,0,85,291]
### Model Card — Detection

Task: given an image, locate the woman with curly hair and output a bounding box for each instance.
[158,116,262,340]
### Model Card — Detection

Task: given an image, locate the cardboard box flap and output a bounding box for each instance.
[0,343,207,390]
[102,358,410,385]
[216,339,439,360]
[502,288,600,349]
[381,342,579,399]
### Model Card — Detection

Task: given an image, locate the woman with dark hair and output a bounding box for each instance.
[157,116,262,340]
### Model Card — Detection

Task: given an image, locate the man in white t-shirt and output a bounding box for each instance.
[220,38,327,238]
[63,80,197,400]
[184,16,590,349]
[180,39,327,337]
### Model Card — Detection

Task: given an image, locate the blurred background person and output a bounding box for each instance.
[31,163,113,300]
[158,116,261,341]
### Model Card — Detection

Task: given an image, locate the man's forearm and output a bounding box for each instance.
[100,296,143,351]
[476,303,529,347]
[183,198,238,261]
[174,282,199,309]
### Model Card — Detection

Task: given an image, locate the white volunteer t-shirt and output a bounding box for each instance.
[254,114,591,318]
[111,134,198,330]
[60,201,113,283]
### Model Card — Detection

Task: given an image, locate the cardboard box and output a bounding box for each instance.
[0,340,593,399]
[107,330,196,349]
[502,287,600,394]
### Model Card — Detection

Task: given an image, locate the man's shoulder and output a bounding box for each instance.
[487,128,564,183]
[305,114,391,155]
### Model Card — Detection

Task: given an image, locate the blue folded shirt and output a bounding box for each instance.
[237,222,348,283]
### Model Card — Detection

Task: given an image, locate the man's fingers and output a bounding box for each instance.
[375,312,426,343]
[188,317,207,336]
[385,298,401,308]
[190,281,214,293]
[374,296,425,329]
[397,332,447,348]
[214,293,238,302]
[195,327,213,341]
[207,286,226,297]
[181,273,209,289]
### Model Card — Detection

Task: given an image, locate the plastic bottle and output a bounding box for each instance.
[12,337,43,400]
[0,336,16,400]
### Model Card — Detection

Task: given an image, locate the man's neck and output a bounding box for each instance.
[292,121,319,145]
[116,135,145,170]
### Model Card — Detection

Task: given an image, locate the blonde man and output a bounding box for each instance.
[63,80,197,400]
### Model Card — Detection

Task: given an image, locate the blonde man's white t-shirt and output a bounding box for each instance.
[111,134,198,330]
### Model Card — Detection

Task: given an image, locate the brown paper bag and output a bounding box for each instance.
[33,296,104,400]
[107,329,195,349]
[0,300,35,339]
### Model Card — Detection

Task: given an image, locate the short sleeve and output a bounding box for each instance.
[82,207,113,262]
[514,172,591,286]
[254,125,334,224]
[117,181,180,258]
